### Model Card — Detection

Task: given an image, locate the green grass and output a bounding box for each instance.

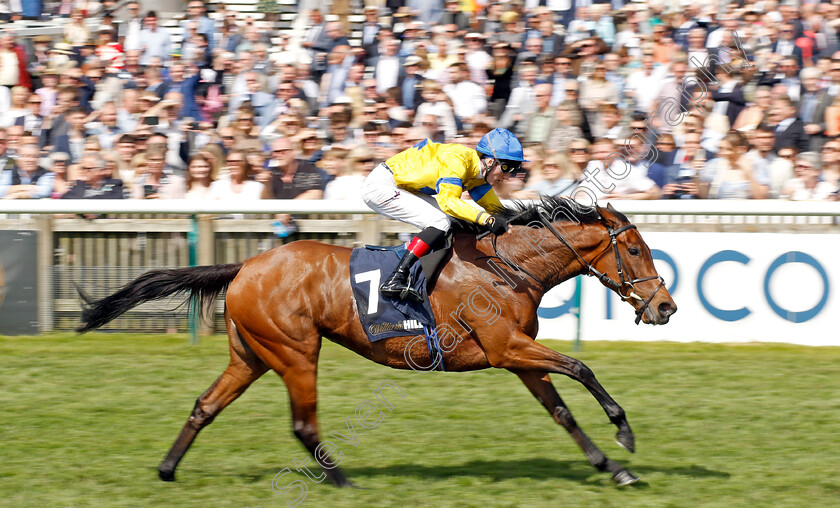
[1,334,839,508]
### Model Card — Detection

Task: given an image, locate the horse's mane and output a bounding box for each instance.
[452,196,619,234]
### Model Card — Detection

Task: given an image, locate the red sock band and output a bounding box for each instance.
[407,237,431,257]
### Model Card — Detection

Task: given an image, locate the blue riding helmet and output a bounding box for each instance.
[475,128,529,173]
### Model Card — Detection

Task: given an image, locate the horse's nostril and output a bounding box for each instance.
[659,302,675,316]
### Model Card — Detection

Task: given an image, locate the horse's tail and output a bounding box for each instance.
[76,263,244,333]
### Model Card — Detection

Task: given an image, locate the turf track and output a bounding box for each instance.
[1,333,839,507]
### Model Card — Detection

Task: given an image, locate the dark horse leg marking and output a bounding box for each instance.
[235,316,355,488]
[486,334,635,454]
[158,313,269,481]
[514,371,639,485]
[281,364,354,488]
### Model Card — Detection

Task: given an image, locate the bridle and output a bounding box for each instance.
[482,210,665,325]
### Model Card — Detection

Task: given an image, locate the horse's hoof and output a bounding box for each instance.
[613,469,639,486]
[158,469,176,482]
[616,427,636,453]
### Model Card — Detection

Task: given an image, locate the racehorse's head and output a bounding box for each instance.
[591,203,676,325]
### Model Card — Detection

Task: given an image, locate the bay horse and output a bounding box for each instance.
[77,198,676,487]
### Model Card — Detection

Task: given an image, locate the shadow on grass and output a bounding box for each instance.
[628,463,731,479]
[346,458,597,482]
[190,459,729,486]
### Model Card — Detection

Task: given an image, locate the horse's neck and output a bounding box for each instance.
[503,223,607,290]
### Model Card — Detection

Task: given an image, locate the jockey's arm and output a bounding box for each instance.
[435,156,503,224]
[436,180,486,223]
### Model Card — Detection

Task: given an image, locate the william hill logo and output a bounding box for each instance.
[368,319,424,335]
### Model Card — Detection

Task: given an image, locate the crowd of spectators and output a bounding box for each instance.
[2,0,840,206]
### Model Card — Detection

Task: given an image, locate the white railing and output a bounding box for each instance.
[1,199,840,216]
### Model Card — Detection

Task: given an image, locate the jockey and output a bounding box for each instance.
[362,127,528,302]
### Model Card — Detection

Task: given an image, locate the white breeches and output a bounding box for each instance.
[361,163,452,232]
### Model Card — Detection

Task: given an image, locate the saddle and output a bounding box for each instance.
[349,234,454,371]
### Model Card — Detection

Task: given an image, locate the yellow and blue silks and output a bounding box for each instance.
[384,139,505,223]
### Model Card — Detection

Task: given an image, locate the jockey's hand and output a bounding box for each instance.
[484,214,510,236]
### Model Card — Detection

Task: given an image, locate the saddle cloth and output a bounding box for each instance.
[350,245,436,342]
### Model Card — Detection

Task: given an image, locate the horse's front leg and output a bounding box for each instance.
[484,333,635,453]
[513,370,639,485]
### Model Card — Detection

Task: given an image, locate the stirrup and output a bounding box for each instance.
[398,286,424,302]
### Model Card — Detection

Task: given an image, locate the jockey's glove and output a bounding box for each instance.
[483,214,510,236]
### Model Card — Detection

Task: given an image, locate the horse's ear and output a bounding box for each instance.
[600,202,623,227]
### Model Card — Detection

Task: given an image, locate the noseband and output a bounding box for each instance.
[485,211,665,325]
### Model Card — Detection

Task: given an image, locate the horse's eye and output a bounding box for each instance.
[628,247,641,256]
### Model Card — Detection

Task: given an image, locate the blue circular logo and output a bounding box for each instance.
[763,251,829,323]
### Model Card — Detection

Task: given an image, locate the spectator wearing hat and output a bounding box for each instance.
[138,11,173,66]
[398,22,424,61]
[0,143,54,199]
[492,11,524,51]
[463,33,491,86]
[28,35,52,85]
[398,55,425,111]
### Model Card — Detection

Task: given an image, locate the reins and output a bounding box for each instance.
[475,207,665,324]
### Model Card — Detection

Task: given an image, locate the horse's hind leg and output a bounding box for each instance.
[514,370,639,486]
[235,320,354,488]
[158,315,269,481]
[280,363,354,487]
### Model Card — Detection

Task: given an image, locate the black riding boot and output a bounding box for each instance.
[380,251,423,302]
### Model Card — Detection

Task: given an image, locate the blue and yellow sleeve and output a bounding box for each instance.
[434,153,485,223]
